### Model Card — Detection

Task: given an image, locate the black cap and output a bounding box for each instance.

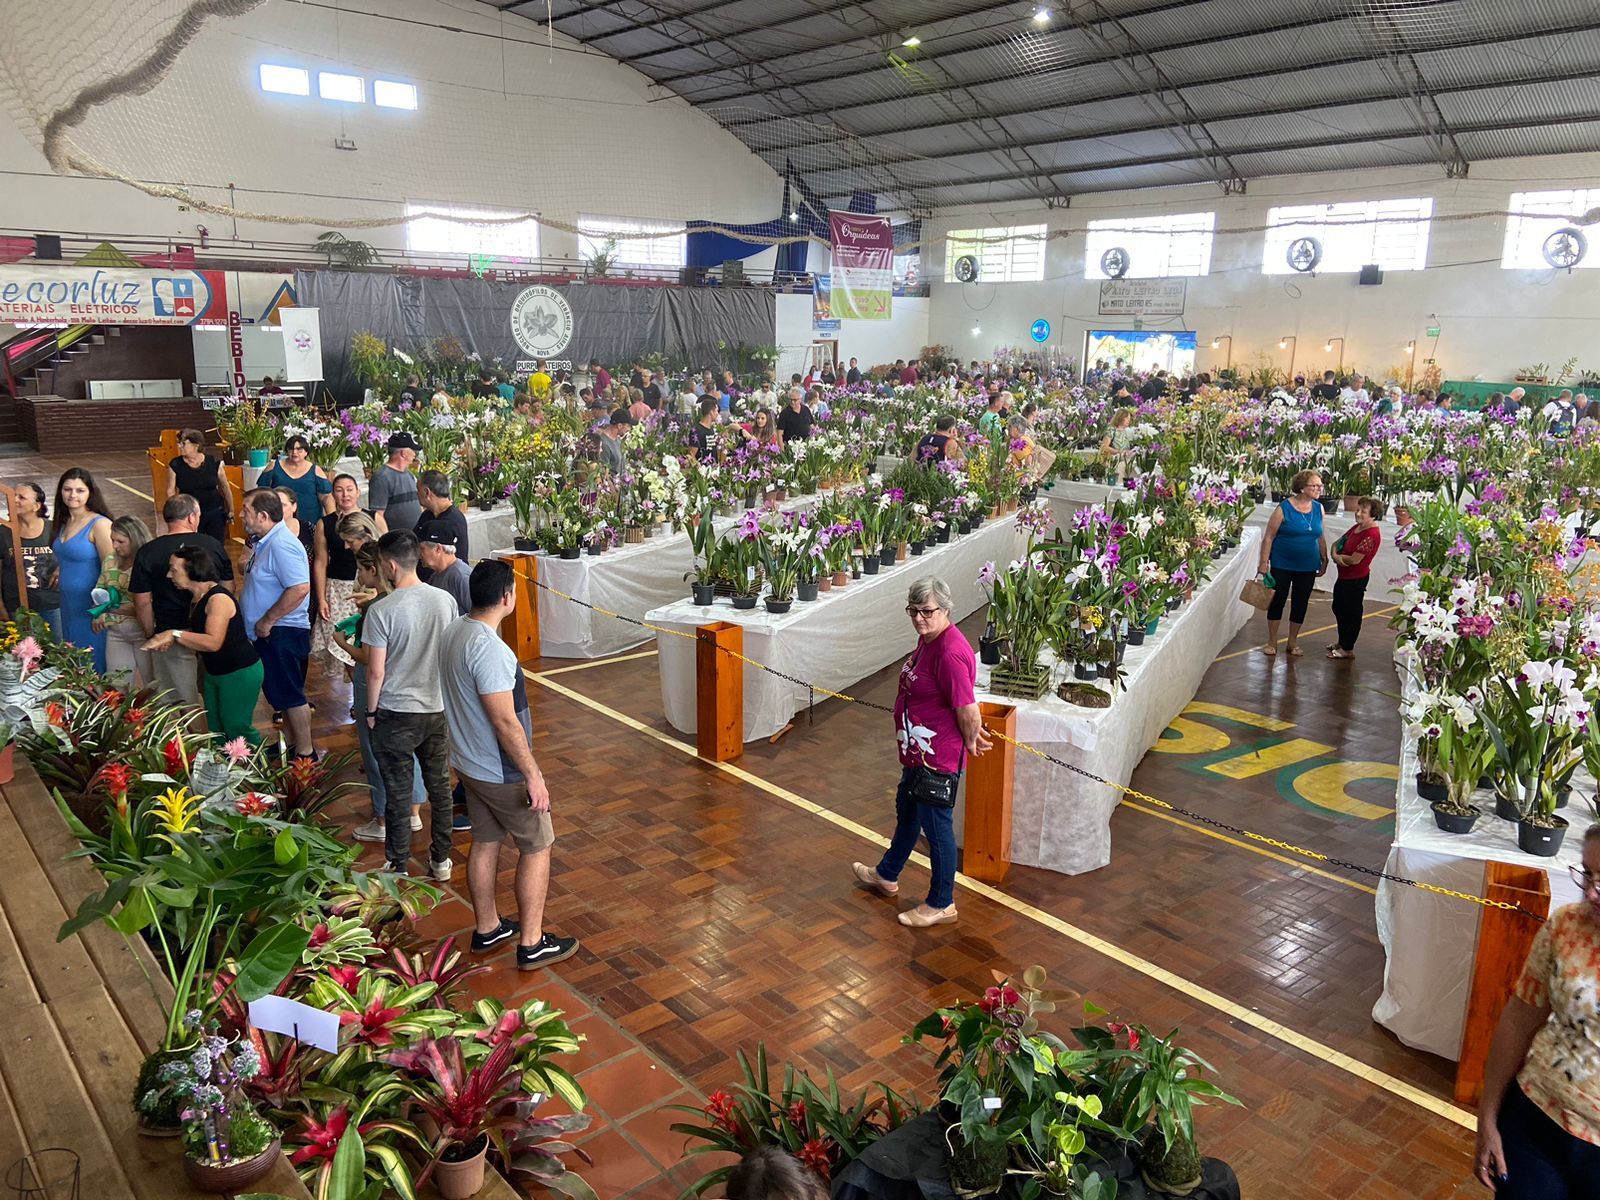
[387,431,421,452]
[610,408,635,426]
[419,526,459,552]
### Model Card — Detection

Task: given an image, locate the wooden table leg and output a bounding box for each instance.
[696,621,743,762]
[963,702,1016,884]
[498,555,541,664]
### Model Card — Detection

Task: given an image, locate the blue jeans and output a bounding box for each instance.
[1496,1081,1600,1199]
[351,664,422,821]
[876,766,959,909]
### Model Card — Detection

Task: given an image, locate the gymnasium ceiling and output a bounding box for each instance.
[475,0,1600,212]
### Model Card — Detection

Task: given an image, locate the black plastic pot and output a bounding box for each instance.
[1517,815,1568,857]
[692,584,716,605]
[862,557,879,575]
[731,595,757,610]
[1271,490,1288,502]
[972,512,985,529]
[1127,628,1146,647]
[1074,663,1095,680]
[1166,596,1182,612]
[513,536,536,552]
[797,582,819,602]
[1495,791,1523,822]
[979,638,1001,666]
[585,543,602,556]
[879,546,897,567]
[1096,663,1111,678]
[909,540,926,556]
[935,527,952,544]
[558,547,581,560]
[1320,498,1339,514]
[764,598,793,614]
[1431,803,1480,835]
[1415,775,1450,804]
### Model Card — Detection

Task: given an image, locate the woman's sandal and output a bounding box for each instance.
[897,905,958,928]
[1286,645,1304,657]
[851,862,899,897]
[1260,644,1277,657]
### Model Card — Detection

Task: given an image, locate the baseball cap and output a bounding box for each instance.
[419,526,459,552]
[387,431,421,452]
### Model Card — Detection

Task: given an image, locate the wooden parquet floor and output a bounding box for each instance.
[45,452,1479,1198]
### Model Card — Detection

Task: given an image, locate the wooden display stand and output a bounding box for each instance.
[1454,861,1551,1107]
[498,555,541,664]
[963,702,1016,884]
[695,621,743,763]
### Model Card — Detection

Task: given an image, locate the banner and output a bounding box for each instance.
[812,275,841,334]
[828,212,892,320]
[0,265,228,326]
[278,307,324,382]
[1097,278,1187,317]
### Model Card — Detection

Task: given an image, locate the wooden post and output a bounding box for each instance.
[147,447,170,514]
[963,702,1016,883]
[498,555,541,664]
[0,484,30,619]
[695,621,743,762]
[158,428,180,453]
[1455,861,1551,1107]
[223,465,245,542]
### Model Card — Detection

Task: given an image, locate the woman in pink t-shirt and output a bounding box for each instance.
[853,577,991,928]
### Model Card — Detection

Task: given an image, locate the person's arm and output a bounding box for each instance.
[369,472,391,534]
[255,583,310,639]
[955,703,993,757]
[217,460,233,522]
[149,592,232,654]
[480,690,550,811]
[1475,997,1550,1188]
[1258,507,1282,576]
[314,521,331,622]
[133,591,155,639]
[1316,531,1330,577]
[316,470,335,515]
[165,466,179,508]
[364,644,387,727]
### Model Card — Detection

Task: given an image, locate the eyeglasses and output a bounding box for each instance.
[906,605,944,618]
[1569,865,1600,894]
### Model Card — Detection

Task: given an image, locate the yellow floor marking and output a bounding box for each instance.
[535,649,659,676]
[1207,737,1337,780]
[1183,701,1295,731]
[1119,799,1376,895]
[1293,761,1399,820]
[1148,716,1231,755]
[106,477,154,503]
[1214,604,1399,663]
[527,668,1474,1132]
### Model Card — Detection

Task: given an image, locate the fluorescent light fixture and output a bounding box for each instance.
[259,64,309,96]
[901,34,921,46]
[373,79,418,110]
[1033,7,1050,22]
[318,71,365,103]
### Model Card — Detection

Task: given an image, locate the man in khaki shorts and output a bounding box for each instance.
[438,560,578,970]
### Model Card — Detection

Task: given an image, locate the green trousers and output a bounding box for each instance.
[202,660,264,747]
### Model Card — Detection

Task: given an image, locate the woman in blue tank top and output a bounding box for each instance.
[1256,469,1328,657]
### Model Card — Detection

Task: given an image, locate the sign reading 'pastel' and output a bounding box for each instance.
[510,285,575,357]
[0,266,229,326]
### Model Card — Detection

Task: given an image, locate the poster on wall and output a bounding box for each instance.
[0,265,229,327]
[278,307,324,382]
[1086,329,1197,376]
[812,275,842,334]
[1097,278,1186,317]
[828,212,893,320]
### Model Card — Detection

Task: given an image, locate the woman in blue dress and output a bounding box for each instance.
[51,468,114,671]
[1255,468,1329,658]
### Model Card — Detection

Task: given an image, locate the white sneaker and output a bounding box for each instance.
[410,810,423,831]
[429,859,452,882]
[352,819,386,843]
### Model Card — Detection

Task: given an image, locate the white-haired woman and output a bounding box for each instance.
[853,577,990,927]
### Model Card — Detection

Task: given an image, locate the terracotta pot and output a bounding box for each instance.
[896,541,909,562]
[831,570,848,587]
[818,575,833,593]
[434,1136,490,1200]
[0,742,13,786]
[182,1141,281,1194]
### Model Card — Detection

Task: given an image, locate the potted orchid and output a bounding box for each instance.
[1405,689,1493,834]
[1482,659,1589,855]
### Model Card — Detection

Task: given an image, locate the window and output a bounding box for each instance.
[1084,211,1214,279]
[373,79,418,110]
[578,215,687,271]
[317,72,365,103]
[1502,189,1600,269]
[259,64,309,96]
[944,224,1047,282]
[405,202,539,261]
[1262,198,1432,273]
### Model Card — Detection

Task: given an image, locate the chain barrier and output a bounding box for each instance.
[508,563,1545,924]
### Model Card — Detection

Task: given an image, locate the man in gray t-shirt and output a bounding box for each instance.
[364,530,461,878]
[419,527,472,615]
[438,560,577,971]
[369,433,422,535]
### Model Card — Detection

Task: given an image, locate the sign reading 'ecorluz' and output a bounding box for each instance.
[510,285,575,357]
[0,266,229,326]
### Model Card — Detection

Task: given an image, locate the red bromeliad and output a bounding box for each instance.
[341,996,410,1047]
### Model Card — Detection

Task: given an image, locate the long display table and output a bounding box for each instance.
[1372,656,1588,1061]
[645,515,1023,741]
[969,528,1261,875]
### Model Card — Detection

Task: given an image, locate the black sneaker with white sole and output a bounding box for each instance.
[517,933,579,971]
[384,859,409,876]
[470,918,520,953]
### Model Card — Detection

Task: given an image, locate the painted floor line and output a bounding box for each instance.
[526,668,1473,1132]
[535,650,659,676]
[106,476,155,503]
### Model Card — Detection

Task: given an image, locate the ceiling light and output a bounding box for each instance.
[789,211,798,221]
[1210,338,1220,349]
[1324,341,1333,352]
[1278,339,1288,350]
[1033,7,1050,22]
[1404,341,1415,354]
[901,34,921,47]
[972,324,982,336]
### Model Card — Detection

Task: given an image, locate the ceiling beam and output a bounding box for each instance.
[804,109,1600,202]
[1357,3,1472,178]
[613,0,874,60]
[566,0,762,45]
[756,64,1598,179]
[722,21,1600,144]
[678,0,1327,107]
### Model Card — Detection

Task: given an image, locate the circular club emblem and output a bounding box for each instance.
[292,330,313,351]
[1030,318,1050,343]
[510,285,574,356]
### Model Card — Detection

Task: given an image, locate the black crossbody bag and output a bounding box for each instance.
[903,643,966,808]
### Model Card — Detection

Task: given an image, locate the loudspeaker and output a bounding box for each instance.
[1358,264,1384,286]
[34,234,62,259]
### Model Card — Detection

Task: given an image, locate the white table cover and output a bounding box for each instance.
[971,529,1261,875]
[1372,658,1587,1061]
[646,515,1024,741]
[1043,485,1413,598]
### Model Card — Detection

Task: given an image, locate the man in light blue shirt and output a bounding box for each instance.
[241,489,314,759]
